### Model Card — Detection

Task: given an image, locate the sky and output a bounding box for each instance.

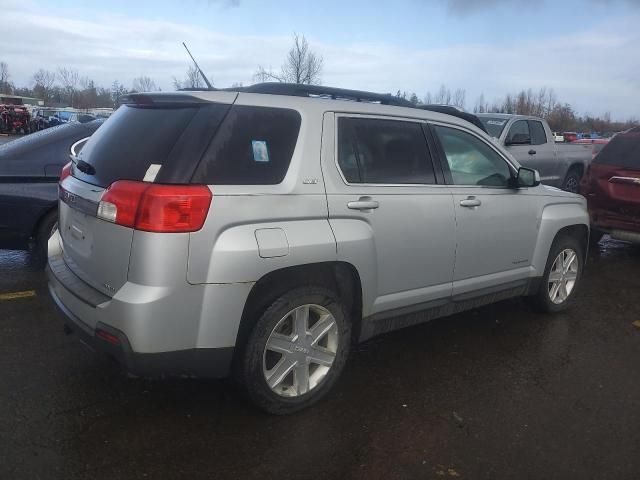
[3,0,639,119]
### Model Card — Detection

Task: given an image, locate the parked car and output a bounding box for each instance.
[478,114,593,193]
[68,112,97,124]
[581,127,640,244]
[0,103,31,134]
[31,109,60,131]
[0,120,103,256]
[563,132,578,142]
[48,84,589,414]
[571,137,609,160]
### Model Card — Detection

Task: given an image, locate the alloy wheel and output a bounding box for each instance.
[548,248,579,304]
[262,304,339,397]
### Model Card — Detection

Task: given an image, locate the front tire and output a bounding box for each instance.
[240,286,351,414]
[532,235,584,313]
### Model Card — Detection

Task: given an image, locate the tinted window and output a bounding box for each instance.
[506,120,531,145]
[193,106,301,185]
[337,117,435,184]
[529,121,547,145]
[478,117,508,138]
[75,104,230,187]
[594,128,640,169]
[434,125,512,187]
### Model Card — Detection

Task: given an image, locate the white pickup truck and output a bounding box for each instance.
[477,114,593,192]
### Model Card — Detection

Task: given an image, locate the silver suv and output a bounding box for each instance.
[47,84,589,414]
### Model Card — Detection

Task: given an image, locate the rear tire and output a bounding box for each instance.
[239,286,351,415]
[562,168,582,193]
[532,235,584,313]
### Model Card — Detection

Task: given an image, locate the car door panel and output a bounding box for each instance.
[430,123,539,295]
[322,113,456,317]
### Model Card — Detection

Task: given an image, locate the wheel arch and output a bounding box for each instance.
[532,202,590,273]
[233,261,364,365]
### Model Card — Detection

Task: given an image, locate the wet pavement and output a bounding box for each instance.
[1,238,639,479]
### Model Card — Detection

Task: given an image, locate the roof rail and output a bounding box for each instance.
[229,82,415,107]
[176,82,488,133]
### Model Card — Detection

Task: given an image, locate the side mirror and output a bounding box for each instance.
[516,167,541,188]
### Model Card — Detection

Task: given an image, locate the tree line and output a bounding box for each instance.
[2,31,636,134]
[397,85,637,134]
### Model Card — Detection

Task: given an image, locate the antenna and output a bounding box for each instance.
[182,42,214,90]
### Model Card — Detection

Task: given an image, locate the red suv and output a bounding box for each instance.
[581,128,640,244]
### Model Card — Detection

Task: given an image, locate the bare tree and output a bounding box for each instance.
[32,69,56,104]
[453,88,466,108]
[433,85,452,105]
[255,33,323,85]
[58,67,80,107]
[173,66,204,90]
[0,62,13,94]
[132,76,158,92]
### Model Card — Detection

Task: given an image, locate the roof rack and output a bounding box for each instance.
[227,82,415,108]
[417,104,488,133]
[178,82,487,133]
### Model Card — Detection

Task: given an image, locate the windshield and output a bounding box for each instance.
[479,117,509,138]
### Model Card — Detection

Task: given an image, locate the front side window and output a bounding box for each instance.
[506,120,531,145]
[433,125,512,187]
[529,121,547,145]
[337,117,435,184]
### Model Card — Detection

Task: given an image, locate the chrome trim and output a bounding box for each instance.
[70,137,90,157]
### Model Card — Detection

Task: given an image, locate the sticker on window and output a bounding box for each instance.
[487,120,506,126]
[252,140,269,163]
[143,163,162,182]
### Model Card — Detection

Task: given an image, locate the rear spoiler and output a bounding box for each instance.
[120,92,238,107]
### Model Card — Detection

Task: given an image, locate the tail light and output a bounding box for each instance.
[97,180,212,233]
[60,162,72,182]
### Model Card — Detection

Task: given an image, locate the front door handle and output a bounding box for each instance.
[347,197,379,211]
[460,197,482,208]
[528,149,537,155]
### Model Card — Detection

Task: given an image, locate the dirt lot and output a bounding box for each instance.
[1,234,639,479]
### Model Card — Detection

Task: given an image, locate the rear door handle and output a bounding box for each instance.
[528,149,537,155]
[460,197,481,208]
[347,197,379,211]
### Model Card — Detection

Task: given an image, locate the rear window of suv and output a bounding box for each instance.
[74,103,301,187]
[74,104,230,187]
[593,128,640,169]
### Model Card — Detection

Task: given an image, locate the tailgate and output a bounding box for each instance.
[59,176,133,297]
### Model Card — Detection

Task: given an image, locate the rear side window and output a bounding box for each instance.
[337,117,435,184]
[594,129,640,168]
[192,106,301,185]
[529,121,547,145]
[74,104,230,187]
[506,120,531,145]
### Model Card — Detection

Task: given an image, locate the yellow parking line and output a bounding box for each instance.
[0,290,36,301]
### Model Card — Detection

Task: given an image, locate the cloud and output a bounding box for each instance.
[445,0,640,16]
[1,2,638,119]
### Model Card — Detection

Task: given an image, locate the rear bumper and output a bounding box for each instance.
[589,209,640,243]
[48,276,234,378]
[46,232,251,379]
